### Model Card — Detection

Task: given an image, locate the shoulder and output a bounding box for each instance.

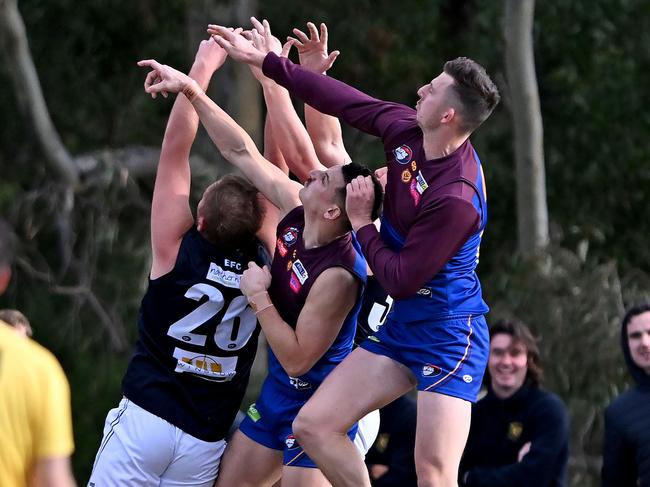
[529,389,569,422]
[606,388,640,418]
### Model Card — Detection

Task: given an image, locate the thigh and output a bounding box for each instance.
[281,465,332,487]
[89,398,175,487]
[214,429,283,487]
[160,435,226,487]
[298,348,415,432]
[414,391,471,473]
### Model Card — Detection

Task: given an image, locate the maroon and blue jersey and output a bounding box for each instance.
[263,53,488,322]
[266,206,367,394]
[122,227,269,442]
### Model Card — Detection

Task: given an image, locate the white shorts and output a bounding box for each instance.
[354,409,381,458]
[88,398,226,487]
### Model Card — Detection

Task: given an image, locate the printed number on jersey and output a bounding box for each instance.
[167,283,256,382]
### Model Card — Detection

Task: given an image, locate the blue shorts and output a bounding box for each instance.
[239,379,358,468]
[360,314,489,402]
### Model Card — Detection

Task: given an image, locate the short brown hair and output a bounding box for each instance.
[335,163,383,229]
[199,175,264,249]
[0,309,32,336]
[444,57,500,134]
[489,319,543,386]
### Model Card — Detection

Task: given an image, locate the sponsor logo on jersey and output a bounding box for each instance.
[507,421,523,441]
[289,376,312,390]
[172,347,238,382]
[247,403,261,422]
[206,263,240,289]
[282,227,299,247]
[463,374,473,383]
[393,145,413,164]
[411,160,417,171]
[285,434,297,449]
[422,364,442,377]
[409,179,421,206]
[401,169,412,183]
[276,238,288,257]
[367,335,381,343]
[417,287,432,297]
[289,272,302,293]
[292,259,309,284]
[415,171,429,194]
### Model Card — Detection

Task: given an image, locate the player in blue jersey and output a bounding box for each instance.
[137,37,383,487]
[210,21,500,487]
[88,39,271,487]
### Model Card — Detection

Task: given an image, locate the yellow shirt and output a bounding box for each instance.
[0,321,75,487]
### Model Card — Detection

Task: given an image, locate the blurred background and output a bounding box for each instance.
[1,0,649,485]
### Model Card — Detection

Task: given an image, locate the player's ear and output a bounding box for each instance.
[196,215,206,232]
[441,107,455,124]
[323,205,342,221]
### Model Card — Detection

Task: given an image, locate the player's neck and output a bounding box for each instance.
[422,128,468,161]
[302,218,347,249]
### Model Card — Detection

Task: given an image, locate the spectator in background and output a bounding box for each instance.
[0,308,33,338]
[0,218,76,487]
[460,319,569,487]
[602,304,650,487]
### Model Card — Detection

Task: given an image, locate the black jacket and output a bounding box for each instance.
[460,382,569,487]
[602,316,650,487]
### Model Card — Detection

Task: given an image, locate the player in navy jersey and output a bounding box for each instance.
[210,21,500,487]
[88,40,271,487]
[137,39,383,487]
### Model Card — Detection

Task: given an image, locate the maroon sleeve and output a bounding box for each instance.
[262,52,414,139]
[356,197,480,300]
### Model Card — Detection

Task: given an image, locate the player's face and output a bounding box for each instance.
[488,333,529,398]
[628,311,650,375]
[415,72,455,130]
[299,166,345,213]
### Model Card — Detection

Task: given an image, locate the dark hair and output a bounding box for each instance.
[199,175,264,249]
[0,309,32,336]
[622,303,650,330]
[489,319,543,386]
[0,218,16,269]
[443,57,500,134]
[335,162,383,228]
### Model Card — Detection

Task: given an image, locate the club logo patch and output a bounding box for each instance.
[393,145,413,164]
[282,227,299,247]
[422,364,442,377]
[292,259,309,285]
[285,434,297,449]
[508,422,523,441]
[401,170,412,183]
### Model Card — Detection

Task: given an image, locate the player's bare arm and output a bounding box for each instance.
[149,39,227,279]
[290,22,351,166]
[241,264,359,377]
[138,57,302,217]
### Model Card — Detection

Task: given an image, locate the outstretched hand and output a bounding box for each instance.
[208,23,266,67]
[137,59,195,99]
[345,175,376,231]
[288,22,339,74]
[244,17,292,82]
[193,37,228,74]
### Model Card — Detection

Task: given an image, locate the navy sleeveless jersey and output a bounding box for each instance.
[267,206,367,394]
[122,227,270,442]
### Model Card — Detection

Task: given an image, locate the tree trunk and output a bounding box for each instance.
[504,0,549,256]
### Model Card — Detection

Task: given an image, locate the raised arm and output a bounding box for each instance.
[138,57,302,218]
[209,22,413,139]
[240,262,359,377]
[149,38,227,279]
[289,22,351,167]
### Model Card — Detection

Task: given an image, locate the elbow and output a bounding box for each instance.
[284,358,314,378]
[384,282,420,300]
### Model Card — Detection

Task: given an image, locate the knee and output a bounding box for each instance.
[415,459,457,487]
[292,408,323,445]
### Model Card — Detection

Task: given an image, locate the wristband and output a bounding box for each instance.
[182,79,204,102]
[249,291,274,315]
